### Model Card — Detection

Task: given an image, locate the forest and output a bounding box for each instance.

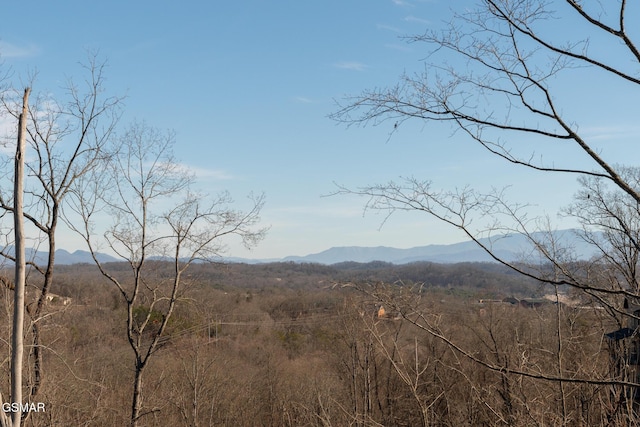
[0,259,621,426]
[0,0,638,425]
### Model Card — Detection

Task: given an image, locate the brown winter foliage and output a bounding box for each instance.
[0,261,625,426]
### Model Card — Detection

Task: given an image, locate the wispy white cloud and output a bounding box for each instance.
[170,162,235,181]
[0,41,40,59]
[377,24,402,33]
[580,125,640,141]
[189,165,235,181]
[0,98,61,157]
[0,114,19,156]
[333,61,368,71]
[270,204,364,220]
[384,43,412,52]
[392,0,413,6]
[292,96,313,104]
[405,15,431,25]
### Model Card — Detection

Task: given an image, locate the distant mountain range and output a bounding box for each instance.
[2,248,118,266]
[4,229,600,266]
[277,229,598,265]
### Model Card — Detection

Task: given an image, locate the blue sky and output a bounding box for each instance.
[1,1,638,259]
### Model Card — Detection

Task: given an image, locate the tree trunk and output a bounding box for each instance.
[29,218,57,400]
[131,360,144,427]
[9,88,31,427]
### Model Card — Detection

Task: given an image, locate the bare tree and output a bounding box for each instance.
[0,87,31,427]
[363,318,441,427]
[332,0,640,422]
[0,55,122,414]
[66,121,267,427]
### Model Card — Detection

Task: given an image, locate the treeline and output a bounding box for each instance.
[0,260,618,426]
[39,260,542,305]
[146,260,542,297]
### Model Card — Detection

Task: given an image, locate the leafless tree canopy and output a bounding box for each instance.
[0,55,122,427]
[0,56,267,426]
[333,0,639,191]
[66,121,266,426]
[333,0,639,287]
[332,0,640,423]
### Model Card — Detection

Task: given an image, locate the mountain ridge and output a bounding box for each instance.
[277,229,597,265]
[2,229,598,266]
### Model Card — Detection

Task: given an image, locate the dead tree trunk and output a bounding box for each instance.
[8,88,31,427]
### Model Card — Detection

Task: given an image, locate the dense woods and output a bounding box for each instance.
[0,260,621,426]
